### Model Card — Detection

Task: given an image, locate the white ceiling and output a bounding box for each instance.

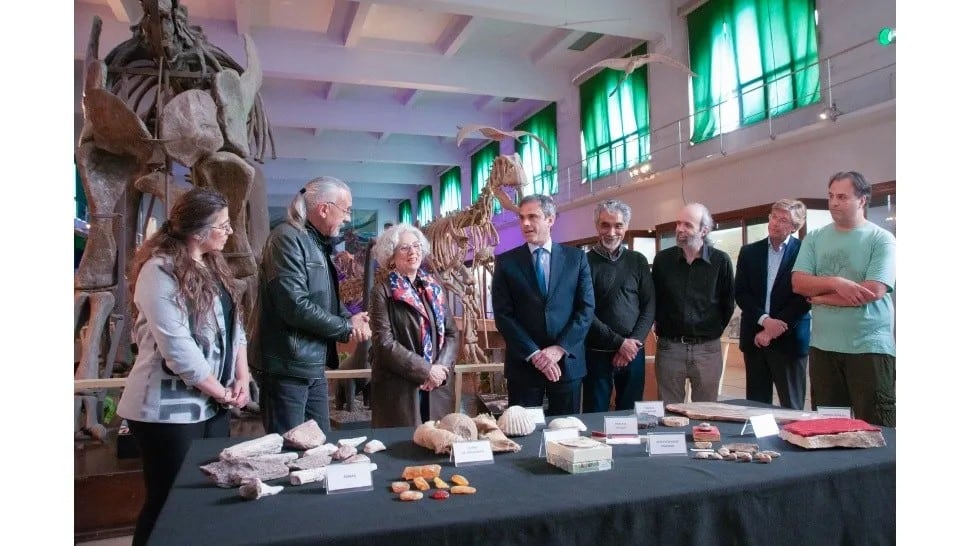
[73,0,673,212]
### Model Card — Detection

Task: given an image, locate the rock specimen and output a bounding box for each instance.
[431,490,450,500]
[661,416,689,427]
[342,454,371,465]
[220,434,284,461]
[414,422,461,454]
[692,422,721,442]
[779,418,886,449]
[283,421,326,450]
[399,491,423,501]
[402,464,442,480]
[332,444,358,461]
[450,485,477,495]
[200,458,289,488]
[290,467,328,486]
[305,443,338,457]
[390,482,410,493]
[287,453,332,471]
[338,436,367,448]
[239,478,284,500]
[363,439,386,454]
[251,452,299,464]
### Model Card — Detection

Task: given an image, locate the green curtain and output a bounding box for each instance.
[439,167,462,216]
[515,103,558,195]
[579,44,649,182]
[470,141,501,214]
[398,199,413,225]
[416,186,433,226]
[688,0,819,142]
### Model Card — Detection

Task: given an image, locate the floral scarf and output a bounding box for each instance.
[388,268,446,364]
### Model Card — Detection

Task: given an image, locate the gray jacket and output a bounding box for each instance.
[118,256,246,424]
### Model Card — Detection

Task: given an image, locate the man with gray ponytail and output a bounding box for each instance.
[252,176,371,433]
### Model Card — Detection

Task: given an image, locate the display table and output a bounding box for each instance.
[149,407,895,545]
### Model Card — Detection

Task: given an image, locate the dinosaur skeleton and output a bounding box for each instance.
[74,0,272,441]
[421,154,527,364]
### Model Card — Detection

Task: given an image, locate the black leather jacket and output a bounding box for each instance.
[252,221,351,379]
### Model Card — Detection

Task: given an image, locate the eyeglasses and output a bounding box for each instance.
[395,242,424,254]
[326,201,353,217]
[210,220,233,233]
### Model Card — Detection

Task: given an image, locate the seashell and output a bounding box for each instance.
[548,416,587,432]
[497,406,537,437]
[437,413,479,440]
[413,423,459,454]
[363,439,386,454]
[472,413,501,434]
[482,429,522,453]
[338,436,367,448]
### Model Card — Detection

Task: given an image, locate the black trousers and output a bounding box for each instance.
[508,377,582,416]
[128,410,230,546]
[742,345,808,410]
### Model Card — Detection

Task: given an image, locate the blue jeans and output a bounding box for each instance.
[582,347,646,412]
[257,372,331,433]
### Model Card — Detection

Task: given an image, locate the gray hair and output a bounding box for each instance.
[520,194,556,218]
[685,202,714,244]
[593,199,631,225]
[371,223,431,269]
[772,198,807,231]
[286,176,351,229]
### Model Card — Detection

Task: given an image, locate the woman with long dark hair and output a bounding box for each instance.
[117,187,250,545]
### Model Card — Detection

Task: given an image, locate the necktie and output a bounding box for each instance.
[534,247,547,297]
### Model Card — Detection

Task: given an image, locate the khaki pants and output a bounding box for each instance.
[655,338,723,405]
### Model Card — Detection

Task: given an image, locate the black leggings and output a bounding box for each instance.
[128,411,230,546]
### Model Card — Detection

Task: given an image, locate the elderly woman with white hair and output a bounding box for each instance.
[368,223,459,427]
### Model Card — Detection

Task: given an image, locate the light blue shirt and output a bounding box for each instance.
[764,235,790,316]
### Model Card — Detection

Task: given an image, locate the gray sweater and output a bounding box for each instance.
[118,256,246,424]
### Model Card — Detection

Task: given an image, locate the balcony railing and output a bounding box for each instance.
[493,36,895,226]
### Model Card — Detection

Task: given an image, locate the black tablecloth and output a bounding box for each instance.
[149,408,895,546]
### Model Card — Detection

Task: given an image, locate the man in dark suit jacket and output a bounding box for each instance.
[492,194,594,416]
[734,199,812,410]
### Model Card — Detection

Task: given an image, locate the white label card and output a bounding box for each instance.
[749,413,780,438]
[525,407,547,425]
[647,433,688,456]
[326,462,373,494]
[635,401,665,419]
[604,416,638,437]
[817,406,853,418]
[452,439,494,467]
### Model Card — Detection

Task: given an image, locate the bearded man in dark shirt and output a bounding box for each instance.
[582,199,656,412]
[651,203,735,405]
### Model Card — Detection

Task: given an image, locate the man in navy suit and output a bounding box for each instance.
[734,199,812,409]
[492,194,594,416]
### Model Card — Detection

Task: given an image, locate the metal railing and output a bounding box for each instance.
[492,36,895,227]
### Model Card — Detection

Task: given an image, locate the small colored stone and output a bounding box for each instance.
[431,490,450,500]
[450,474,469,486]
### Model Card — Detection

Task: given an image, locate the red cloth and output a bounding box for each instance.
[783,418,880,437]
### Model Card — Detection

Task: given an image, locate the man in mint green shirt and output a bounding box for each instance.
[793,171,895,426]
